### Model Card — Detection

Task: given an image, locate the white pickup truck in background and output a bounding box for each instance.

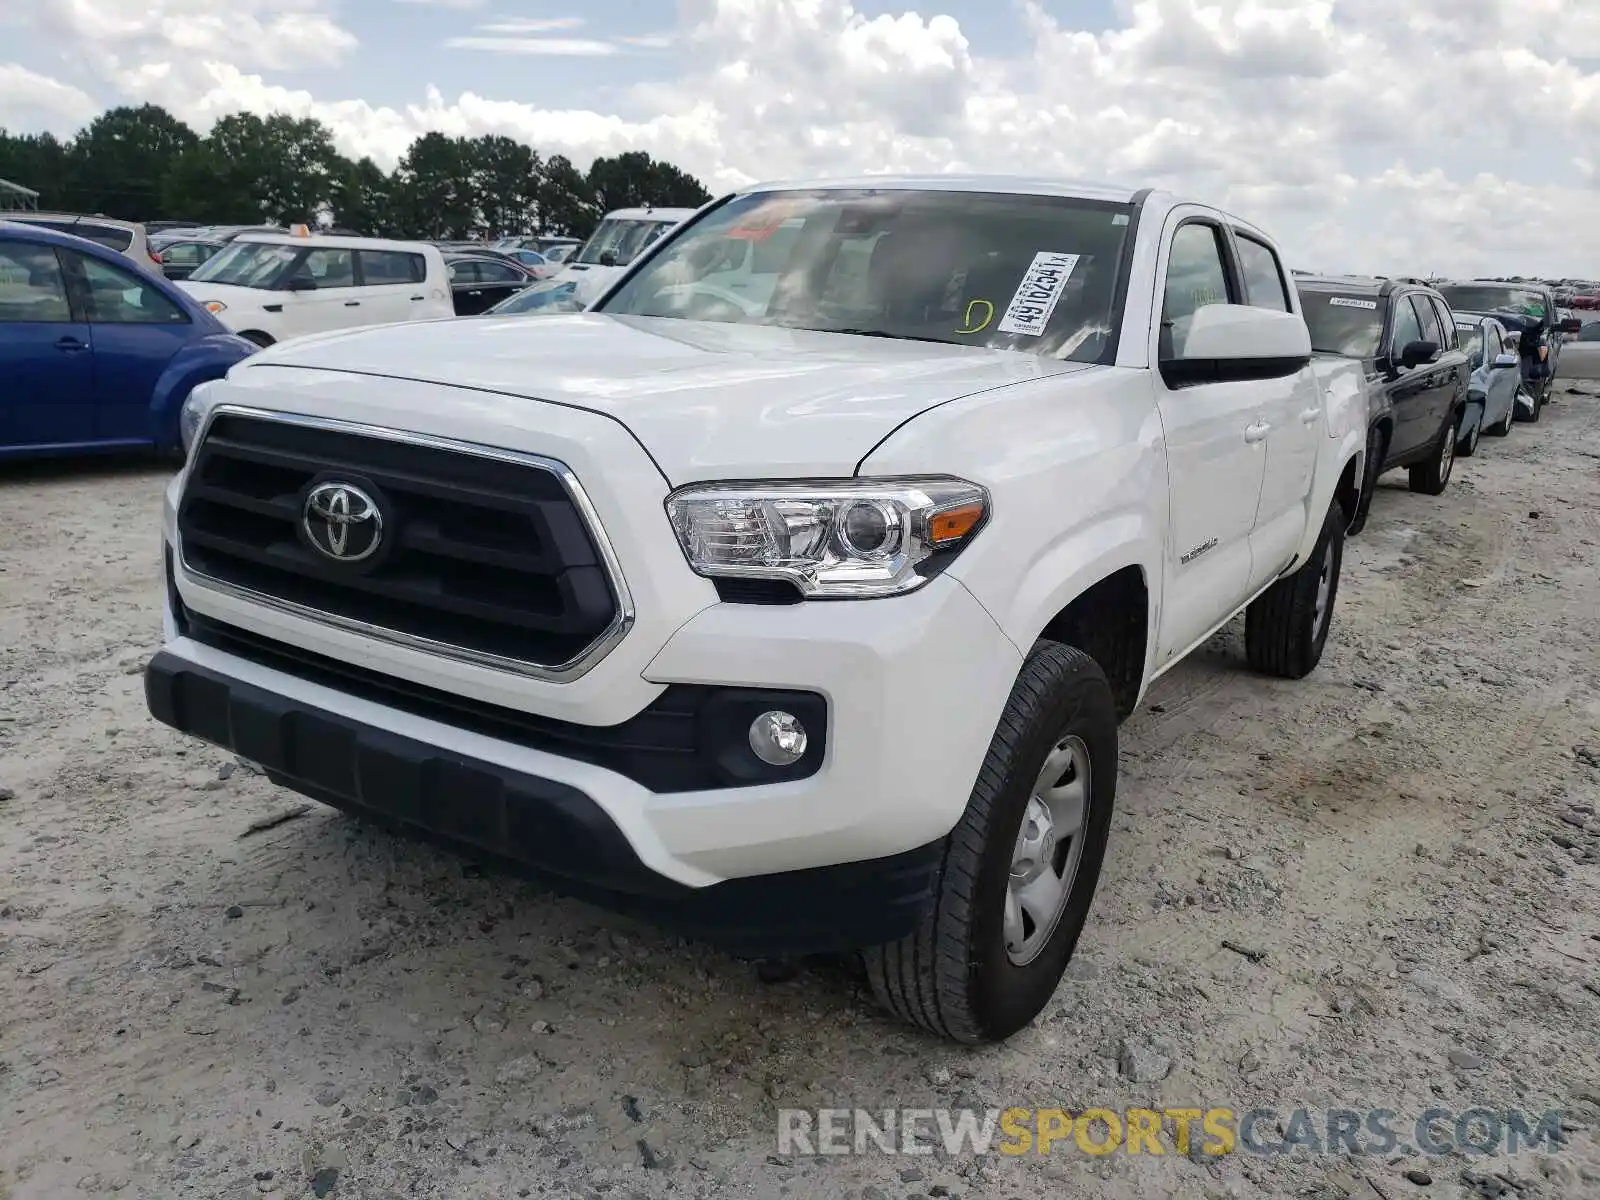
[148,177,1367,1043]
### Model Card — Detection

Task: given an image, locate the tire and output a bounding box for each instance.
[1347,424,1387,537]
[1516,385,1541,424]
[863,643,1118,1043]
[239,330,275,349]
[1456,414,1480,458]
[1408,408,1459,496]
[1487,398,1515,437]
[1245,501,1344,679]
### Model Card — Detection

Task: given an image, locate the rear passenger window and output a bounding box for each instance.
[1431,298,1456,350]
[1161,222,1233,358]
[359,250,425,285]
[1412,294,1444,350]
[1235,235,1290,312]
[0,242,72,322]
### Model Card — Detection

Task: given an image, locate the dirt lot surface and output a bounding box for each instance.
[5,385,1600,1200]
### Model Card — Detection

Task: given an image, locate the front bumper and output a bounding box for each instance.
[150,537,1022,950]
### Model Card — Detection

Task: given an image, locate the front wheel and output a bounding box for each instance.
[1347,424,1386,537]
[1245,500,1345,679]
[1408,409,1459,496]
[1487,396,1515,437]
[863,643,1118,1043]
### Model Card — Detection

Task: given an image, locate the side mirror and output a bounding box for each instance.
[599,251,618,268]
[1398,339,1440,369]
[1560,317,1583,334]
[1160,304,1312,386]
[1491,353,1519,370]
[284,276,317,292]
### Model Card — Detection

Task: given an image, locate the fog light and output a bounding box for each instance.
[749,710,808,766]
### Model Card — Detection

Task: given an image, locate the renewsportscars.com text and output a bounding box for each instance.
[777,1107,1567,1158]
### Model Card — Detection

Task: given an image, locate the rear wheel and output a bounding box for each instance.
[864,643,1118,1043]
[1408,408,1459,496]
[1245,501,1344,679]
[1515,384,1541,423]
[1487,396,1515,437]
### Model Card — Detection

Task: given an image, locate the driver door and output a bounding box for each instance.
[275,247,359,339]
[1151,216,1266,666]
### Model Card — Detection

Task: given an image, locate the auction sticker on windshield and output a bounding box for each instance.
[997,252,1081,337]
[1328,297,1378,310]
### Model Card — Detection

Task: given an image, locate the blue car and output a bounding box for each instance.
[0,220,256,460]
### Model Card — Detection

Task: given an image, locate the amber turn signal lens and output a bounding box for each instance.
[928,501,985,545]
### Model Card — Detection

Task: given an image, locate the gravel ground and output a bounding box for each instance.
[4,385,1600,1200]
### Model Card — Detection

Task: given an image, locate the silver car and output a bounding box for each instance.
[1560,318,1600,381]
[1452,311,1521,456]
[2,212,155,271]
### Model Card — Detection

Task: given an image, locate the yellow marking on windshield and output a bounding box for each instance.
[957,299,995,335]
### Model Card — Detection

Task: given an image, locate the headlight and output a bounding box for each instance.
[666,477,989,598]
[179,382,222,457]
[203,300,226,314]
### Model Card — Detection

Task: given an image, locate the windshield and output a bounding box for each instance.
[1299,291,1384,358]
[22,218,133,252]
[1437,284,1548,322]
[1455,321,1484,366]
[573,218,679,266]
[189,241,300,288]
[487,279,585,315]
[599,189,1135,362]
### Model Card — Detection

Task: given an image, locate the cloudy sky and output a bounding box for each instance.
[3,0,1599,277]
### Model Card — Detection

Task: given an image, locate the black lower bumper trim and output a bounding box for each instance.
[144,651,942,954]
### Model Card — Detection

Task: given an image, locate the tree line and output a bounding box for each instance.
[0,104,714,241]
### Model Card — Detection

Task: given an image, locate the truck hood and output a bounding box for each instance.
[240,313,1096,482]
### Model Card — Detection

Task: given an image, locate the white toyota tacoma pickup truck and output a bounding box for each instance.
[147,177,1368,1043]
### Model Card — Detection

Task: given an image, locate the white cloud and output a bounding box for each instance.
[0,62,99,134]
[4,0,1600,276]
[394,0,484,7]
[443,37,616,56]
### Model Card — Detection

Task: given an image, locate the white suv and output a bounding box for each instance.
[148,178,1368,1042]
[178,233,452,347]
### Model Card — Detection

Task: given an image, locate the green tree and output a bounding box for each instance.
[206,113,342,225]
[464,134,540,237]
[587,150,711,215]
[329,156,392,234]
[69,104,198,219]
[390,133,476,239]
[535,154,599,239]
[0,130,73,209]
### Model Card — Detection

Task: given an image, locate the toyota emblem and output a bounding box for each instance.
[302,481,383,563]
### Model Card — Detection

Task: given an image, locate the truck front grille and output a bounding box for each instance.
[177,410,627,677]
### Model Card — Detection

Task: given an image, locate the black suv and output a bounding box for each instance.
[1434,280,1583,419]
[1295,275,1470,533]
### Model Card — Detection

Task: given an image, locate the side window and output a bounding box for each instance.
[293,248,354,289]
[160,242,206,266]
[1411,294,1444,349]
[448,261,478,285]
[1161,222,1233,358]
[1430,298,1456,350]
[1234,234,1290,312]
[1388,296,1425,356]
[74,253,188,324]
[476,261,522,283]
[359,250,425,285]
[0,243,73,322]
[1484,325,1502,359]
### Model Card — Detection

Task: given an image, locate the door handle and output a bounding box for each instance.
[410,295,425,301]
[344,301,361,307]
[55,336,87,353]
[1299,406,1322,424]
[1243,421,1271,443]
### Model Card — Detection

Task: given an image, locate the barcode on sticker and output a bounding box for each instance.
[1328,297,1377,310]
[997,252,1081,337]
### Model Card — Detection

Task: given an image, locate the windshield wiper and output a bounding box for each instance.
[823,328,962,346]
